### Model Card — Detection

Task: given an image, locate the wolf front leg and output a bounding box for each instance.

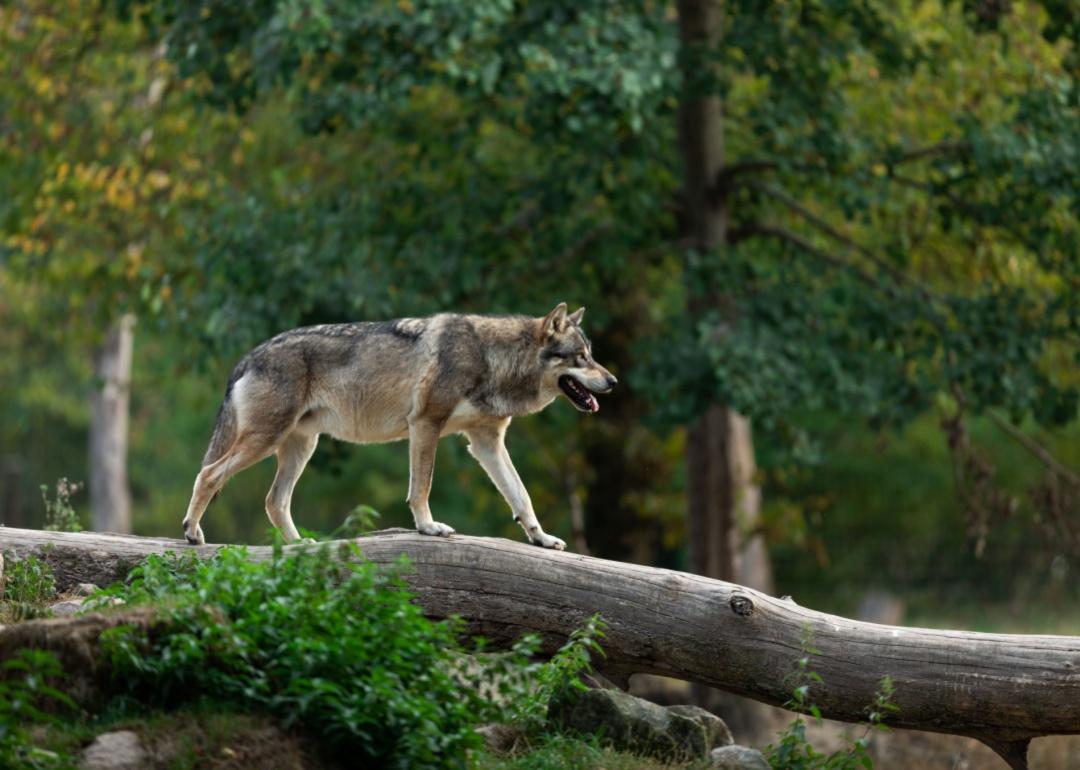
[407,418,456,537]
[466,422,566,550]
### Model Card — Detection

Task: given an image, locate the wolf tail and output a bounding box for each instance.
[201,395,238,468]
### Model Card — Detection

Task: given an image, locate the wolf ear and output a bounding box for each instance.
[541,302,569,337]
[567,307,585,326]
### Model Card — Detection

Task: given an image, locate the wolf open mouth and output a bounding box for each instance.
[558,375,600,413]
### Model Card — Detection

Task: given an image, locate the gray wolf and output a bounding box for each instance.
[182,303,616,549]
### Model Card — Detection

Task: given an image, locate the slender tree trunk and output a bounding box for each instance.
[677,0,771,594]
[89,313,135,534]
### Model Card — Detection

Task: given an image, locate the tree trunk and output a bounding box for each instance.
[89,314,135,534]
[676,0,771,593]
[0,527,1075,767]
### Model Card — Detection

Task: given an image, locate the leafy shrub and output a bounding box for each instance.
[1,553,57,620]
[481,614,606,732]
[96,544,503,768]
[0,649,76,769]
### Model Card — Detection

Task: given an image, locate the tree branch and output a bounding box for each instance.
[890,141,970,165]
[710,142,970,199]
[727,223,895,295]
[987,411,1080,489]
[746,181,942,302]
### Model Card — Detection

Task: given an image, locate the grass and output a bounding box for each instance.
[475,734,713,770]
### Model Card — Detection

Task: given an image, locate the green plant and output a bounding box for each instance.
[331,505,382,539]
[40,478,82,533]
[765,628,898,770]
[0,649,76,769]
[521,615,606,730]
[1,553,57,620]
[96,544,493,768]
[292,505,383,543]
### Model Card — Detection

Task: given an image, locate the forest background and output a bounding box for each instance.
[1,0,1078,636]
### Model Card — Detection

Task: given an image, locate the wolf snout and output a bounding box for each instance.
[597,373,618,393]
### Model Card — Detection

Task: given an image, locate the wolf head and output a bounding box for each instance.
[537,303,617,413]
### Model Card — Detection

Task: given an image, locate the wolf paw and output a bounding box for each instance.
[531,532,566,550]
[182,520,205,546]
[417,521,456,537]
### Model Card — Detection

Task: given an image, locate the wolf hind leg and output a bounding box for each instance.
[265,430,319,543]
[466,421,566,550]
[407,418,455,537]
[182,432,279,545]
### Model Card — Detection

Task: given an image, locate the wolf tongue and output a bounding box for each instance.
[589,393,599,412]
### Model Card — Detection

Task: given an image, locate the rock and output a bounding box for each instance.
[50,598,85,616]
[73,583,99,597]
[710,745,771,770]
[476,723,527,754]
[548,686,733,761]
[81,730,147,770]
[667,704,734,749]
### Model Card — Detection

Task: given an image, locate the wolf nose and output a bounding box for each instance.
[606,374,618,390]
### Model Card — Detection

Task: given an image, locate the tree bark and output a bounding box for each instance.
[89,314,135,534]
[1,527,1075,767]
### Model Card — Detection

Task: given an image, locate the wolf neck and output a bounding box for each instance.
[462,315,548,417]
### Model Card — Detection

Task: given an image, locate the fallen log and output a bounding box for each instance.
[2,526,1078,769]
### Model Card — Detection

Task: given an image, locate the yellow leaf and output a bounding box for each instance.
[147,170,171,190]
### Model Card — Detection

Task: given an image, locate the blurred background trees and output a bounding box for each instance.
[1,0,1077,634]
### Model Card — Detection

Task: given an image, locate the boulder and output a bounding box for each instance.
[668,704,734,749]
[710,745,771,770]
[50,598,85,616]
[81,730,147,770]
[73,583,100,597]
[548,686,733,761]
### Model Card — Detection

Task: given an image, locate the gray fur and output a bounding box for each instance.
[181,304,616,549]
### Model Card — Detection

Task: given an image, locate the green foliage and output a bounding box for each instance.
[766,629,898,770]
[92,546,608,768]
[40,478,83,533]
[0,649,76,770]
[113,0,1079,521]
[328,505,382,539]
[96,545,484,767]
[479,614,607,733]
[1,554,57,621]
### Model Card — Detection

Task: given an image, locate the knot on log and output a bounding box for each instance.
[729,595,754,617]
